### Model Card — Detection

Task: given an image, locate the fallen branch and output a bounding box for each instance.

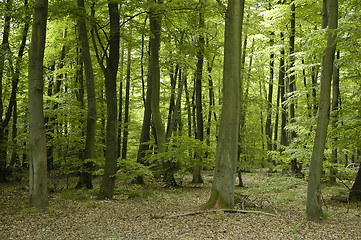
[151,209,278,219]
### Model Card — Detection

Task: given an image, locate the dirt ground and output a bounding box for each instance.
[1,171,361,240]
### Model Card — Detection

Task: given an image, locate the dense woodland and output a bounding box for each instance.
[1,0,361,223]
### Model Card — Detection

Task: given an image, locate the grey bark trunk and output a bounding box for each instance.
[28,0,49,208]
[205,0,244,209]
[306,0,338,221]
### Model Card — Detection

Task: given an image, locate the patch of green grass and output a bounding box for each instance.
[59,189,90,201]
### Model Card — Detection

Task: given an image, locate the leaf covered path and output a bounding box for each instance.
[1,172,361,239]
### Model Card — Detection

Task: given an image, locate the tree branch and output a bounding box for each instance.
[151,209,278,219]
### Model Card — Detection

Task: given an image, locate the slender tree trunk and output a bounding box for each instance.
[265,32,274,162]
[117,42,125,158]
[166,64,178,137]
[98,2,120,199]
[121,44,131,160]
[306,0,338,221]
[193,0,205,183]
[0,0,12,182]
[289,1,300,174]
[28,0,49,208]
[204,0,244,209]
[329,51,340,184]
[149,0,172,186]
[279,32,288,149]
[273,84,280,151]
[76,0,97,189]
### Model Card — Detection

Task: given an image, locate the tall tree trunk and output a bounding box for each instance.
[265,32,274,162]
[28,0,49,208]
[9,1,29,168]
[117,42,125,158]
[329,51,340,184]
[0,0,12,182]
[121,44,131,160]
[289,1,300,174]
[279,32,288,149]
[306,0,338,221]
[193,0,205,184]
[149,0,171,186]
[97,2,120,199]
[76,0,97,189]
[204,0,244,209]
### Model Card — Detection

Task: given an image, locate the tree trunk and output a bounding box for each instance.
[265,32,274,161]
[192,0,205,184]
[28,0,49,208]
[149,0,171,186]
[306,0,338,221]
[349,164,361,202]
[121,44,131,160]
[76,0,97,189]
[117,42,125,158]
[98,2,120,199]
[279,32,288,149]
[329,51,340,185]
[204,0,244,209]
[289,1,300,174]
[0,0,12,182]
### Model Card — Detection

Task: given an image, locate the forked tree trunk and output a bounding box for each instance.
[306,0,338,221]
[28,0,49,208]
[204,0,244,209]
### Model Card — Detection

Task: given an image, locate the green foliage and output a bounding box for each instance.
[146,136,215,177]
[115,158,154,182]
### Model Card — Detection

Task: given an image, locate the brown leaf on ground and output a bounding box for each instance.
[1,171,361,239]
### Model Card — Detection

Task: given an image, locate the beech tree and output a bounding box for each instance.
[75,0,97,189]
[28,0,49,208]
[306,0,338,221]
[204,0,245,209]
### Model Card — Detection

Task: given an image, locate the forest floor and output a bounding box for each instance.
[1,170,361,240]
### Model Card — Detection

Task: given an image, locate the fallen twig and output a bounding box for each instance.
[151,209,278,219]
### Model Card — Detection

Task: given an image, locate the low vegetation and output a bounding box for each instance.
[1,170,361,239]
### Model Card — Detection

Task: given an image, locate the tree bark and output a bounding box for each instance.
[149,0,172,186]
[265,32,274,162]
[28,0,49,208]
[306,0,338,221]
[329,51,340,185]
[0,0,12,182]
[121,44,131,160]
[97,2,120,199]
[279,32,288,149]
[204,0,244,209]
[289,1,300,174]
[76,0,97,189]
[192,0,205,184]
